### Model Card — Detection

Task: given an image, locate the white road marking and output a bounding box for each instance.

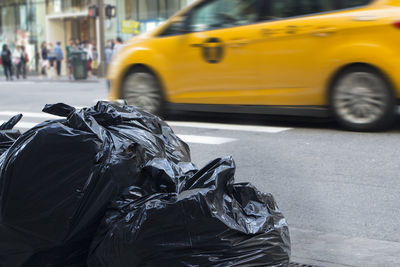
[0,111,292,133]
[177,134,236,145]
[0,121,38,129]
[167,121,291,133]
[0,108,87,119]
[0,120,236,145]
[1,111,292,136]
[93,99,111,103]
[0,111,59,119]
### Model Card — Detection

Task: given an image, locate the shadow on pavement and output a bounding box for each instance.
[167,111,338,130]
[166,110,400,133]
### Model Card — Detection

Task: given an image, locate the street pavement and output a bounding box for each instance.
[1,79,400,267]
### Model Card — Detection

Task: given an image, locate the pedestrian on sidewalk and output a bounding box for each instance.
[66,39,77,80]
[20,46,28,79]
[91,45,99,77]
[55,41,64,78]
[75,39,83,50]
[12,45,22,79]
[105,40,113,73]
[47,42,56,79]
[84,42,93,78]
[1,44,13,81]
[113,37,124,55]
[111,39,116,50]
[40,41,49,79]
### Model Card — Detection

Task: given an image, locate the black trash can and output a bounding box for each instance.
[71,51,88,80]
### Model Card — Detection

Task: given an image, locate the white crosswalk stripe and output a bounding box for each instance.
[0,110,292,145]
[177,135,236,145]
[0,121,38,129]
[0,119,237,145]
[0,110,292,133]
[0,111,238,145]
[0,111,60,119]
[167,121,291,133]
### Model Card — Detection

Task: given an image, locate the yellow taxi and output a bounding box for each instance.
[108,0,400,131]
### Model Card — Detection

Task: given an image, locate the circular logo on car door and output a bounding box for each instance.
[202,38,225,64]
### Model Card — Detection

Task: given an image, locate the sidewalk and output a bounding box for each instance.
[290,227,400,267]
[1,75,104,83]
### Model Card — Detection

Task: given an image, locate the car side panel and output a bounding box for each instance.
[109,1,400,106]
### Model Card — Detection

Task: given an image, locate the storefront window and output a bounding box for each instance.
[47,0,88,14]
[0,0,47,73]
[19,5,27,30]
[125,0,138,20]
[166,0,181,18]
[123,0,193,22]
[121,0,192,38]
[138,0,158,20]
[0,0,194,74]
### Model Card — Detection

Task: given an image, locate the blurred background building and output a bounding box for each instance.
[0,0,196,74]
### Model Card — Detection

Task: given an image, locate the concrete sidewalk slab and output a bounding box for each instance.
[291,227,400,267]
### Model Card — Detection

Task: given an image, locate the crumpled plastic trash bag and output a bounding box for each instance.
[0,114,22,156]
[88,157,291,267]
[0,101,193,267]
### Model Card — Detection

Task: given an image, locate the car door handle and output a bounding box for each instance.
[190,43,204,48]
[311,27,337,37]
[228,39,249,48]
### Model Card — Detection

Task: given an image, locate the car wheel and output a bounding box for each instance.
[330,66,396,131]
[122,67,165,116]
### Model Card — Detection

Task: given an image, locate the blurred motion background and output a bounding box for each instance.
[0,0,196,77]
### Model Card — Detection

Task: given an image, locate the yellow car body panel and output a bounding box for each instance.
[108,0,400,109]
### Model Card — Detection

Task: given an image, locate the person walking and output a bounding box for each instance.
[1,44,12,81]
[111,39,116,50]
[54,41,64,78]
[12,46,22,79]
[113,37,124,54]
[84,42,93,78]
[47,42,56,79]
[66,39,77,80]
[91,45,99,77]
[40,41,48,79]
[75,39,83,50]
[20,46,28,79]
[104,40,113,72]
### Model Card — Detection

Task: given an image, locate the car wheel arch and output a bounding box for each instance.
[326,62,395,105]
[119,63,167,101]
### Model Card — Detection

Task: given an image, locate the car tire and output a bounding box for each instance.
[122,67,165,116]
[330,66,396,131]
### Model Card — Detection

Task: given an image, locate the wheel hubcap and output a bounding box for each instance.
[123,72,161,114]
[333,72,387,125]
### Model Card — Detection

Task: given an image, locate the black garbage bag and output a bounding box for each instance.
[0,101,193,267]
[0,114,22,156]
[88,157,291,267]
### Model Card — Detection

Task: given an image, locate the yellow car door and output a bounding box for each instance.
[251,0,344,106]
[155,0,263,105]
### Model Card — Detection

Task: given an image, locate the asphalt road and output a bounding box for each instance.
[1,79,400,267]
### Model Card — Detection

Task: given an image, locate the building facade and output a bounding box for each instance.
[0,0,195,74]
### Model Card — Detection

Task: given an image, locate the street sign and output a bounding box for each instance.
[121,20,140,34]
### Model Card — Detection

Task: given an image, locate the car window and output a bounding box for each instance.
[189,0,264,32]
[341,0,372,8]
[263,0,370,20]
[265,0,338,19]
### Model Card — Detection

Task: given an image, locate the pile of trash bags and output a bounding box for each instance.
[0,101,290,267]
